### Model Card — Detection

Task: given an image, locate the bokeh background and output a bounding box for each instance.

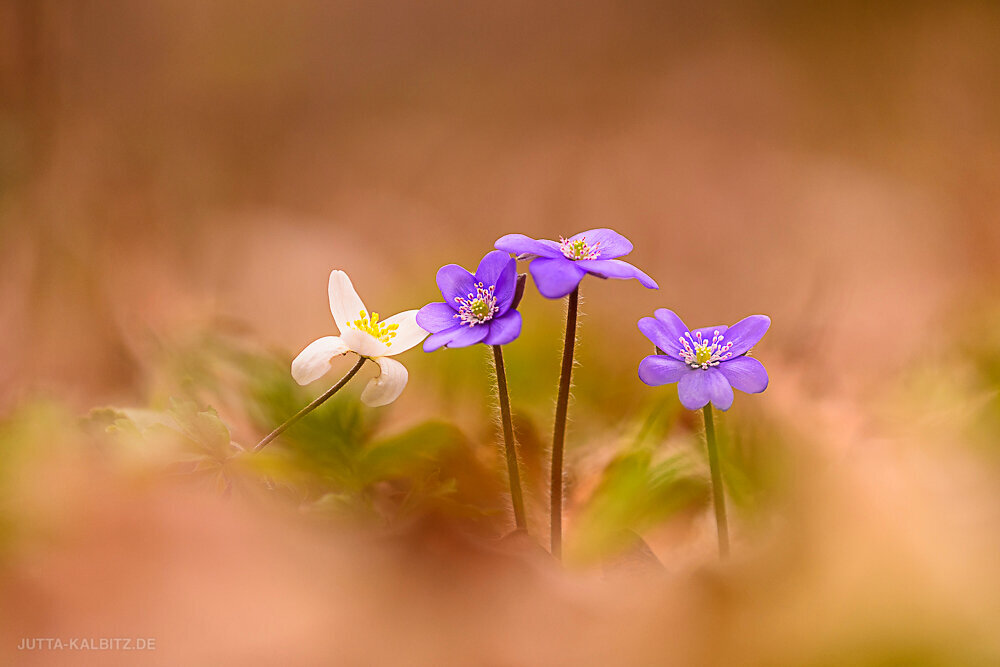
[2,1,1000,665]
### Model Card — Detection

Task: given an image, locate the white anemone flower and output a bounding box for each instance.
[291,270,428,406]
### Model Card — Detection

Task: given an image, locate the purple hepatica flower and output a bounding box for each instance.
[417,250,523,351]
[494,228,657,299]
[638,309,770,411]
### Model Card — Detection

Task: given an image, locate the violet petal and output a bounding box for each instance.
[678,368,733,411]
[718,356,769,394]
[495,234,562,259]
[638,317,685,356]
[445,324,490,348]
[492,256,518,315]
[574,259,658,289]
[638,355,689,386]
[569,228,633,259]
[723,315,771,357]
[529,257,587,299]
[436,264,477,305]
[423,326,462,352]
[416,302,459,334]
[483,310,522,346]
[475,250,513,288]
[653,309,690,343]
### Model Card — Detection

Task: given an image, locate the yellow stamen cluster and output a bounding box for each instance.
[349,310,399,346]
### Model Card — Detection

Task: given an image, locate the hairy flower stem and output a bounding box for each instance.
[492,345,527,531]
[550,286,579,560]
[254,356,367,452]
[702,404,730,558]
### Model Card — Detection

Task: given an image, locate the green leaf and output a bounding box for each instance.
[357,421,468,486]
[569,448,708,564]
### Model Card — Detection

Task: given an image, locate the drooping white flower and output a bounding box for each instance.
[291,270,428,406]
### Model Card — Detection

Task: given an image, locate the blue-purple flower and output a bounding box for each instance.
[638,309,770,411]
[417,250,523,351]
[494,228,657,299]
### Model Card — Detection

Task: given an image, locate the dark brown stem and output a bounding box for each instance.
[492,345,527,531]
[550,286,579,560]
[254,356,367,452]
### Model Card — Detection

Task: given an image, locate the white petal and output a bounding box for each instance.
[291,336,350,385]
[381,310,428,356]
[360,357,408,407]
[346,330,390,358]
[328,270,367,333]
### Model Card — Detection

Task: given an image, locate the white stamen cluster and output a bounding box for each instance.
[454,283,499,326]
[677,330,734,369]
[559,236,602,260]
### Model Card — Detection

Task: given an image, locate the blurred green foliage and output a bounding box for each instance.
[96,332,508,531]
[958,305,1000,462]
[885,299,1000,469]
[0,327,797,564]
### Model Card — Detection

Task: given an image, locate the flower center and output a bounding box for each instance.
[559,236,602,260]
[676,330,734,370]
[349,310,399,346]
[454,283,499,326]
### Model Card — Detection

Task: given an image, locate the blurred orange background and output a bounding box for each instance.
[4,0,999,407]
[2,1,1000,665]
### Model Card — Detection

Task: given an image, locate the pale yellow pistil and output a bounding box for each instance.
[468,298,491,320]
[566,240,589,259]
[694,345,714,366]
